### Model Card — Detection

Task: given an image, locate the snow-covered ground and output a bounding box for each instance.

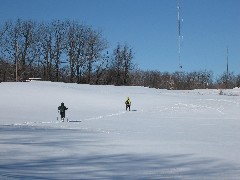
[0,81,240,179]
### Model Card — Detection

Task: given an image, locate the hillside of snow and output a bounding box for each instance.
[0,81,240,179]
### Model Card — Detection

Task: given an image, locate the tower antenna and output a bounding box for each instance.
[226,46,229,88]
[227,46,229,75]
[177,0,183,70]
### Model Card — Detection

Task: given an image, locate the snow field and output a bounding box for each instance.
[0,81,240,179]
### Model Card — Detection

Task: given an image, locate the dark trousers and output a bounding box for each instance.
[126,105,131,111]
[60,112,65,119]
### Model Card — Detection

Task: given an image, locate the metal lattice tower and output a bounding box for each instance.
[177,0,183,70]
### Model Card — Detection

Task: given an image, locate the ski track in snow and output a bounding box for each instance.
[84,110,127,121]
[176,102,225,114]
[7,111,129,128]
[150,102,225,115]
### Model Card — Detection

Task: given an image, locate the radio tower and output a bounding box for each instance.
[226,46,229,76]
[226,46,229,88]
[177,0,183,70]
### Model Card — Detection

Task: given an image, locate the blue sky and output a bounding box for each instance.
[1,0,240,77]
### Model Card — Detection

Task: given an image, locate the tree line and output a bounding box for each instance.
[130,70,240,89]
[0,19,134,85]
[1,19,240,89]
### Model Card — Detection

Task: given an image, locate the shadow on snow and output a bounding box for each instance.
[0,125,239,179]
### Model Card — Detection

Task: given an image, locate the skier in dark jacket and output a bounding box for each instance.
[58,102,68,121]
[125,97,131,111]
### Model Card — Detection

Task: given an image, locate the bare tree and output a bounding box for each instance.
[51,20,66,81]
[0,20,19,81]
[122,45,134,85]
[36,22,53,80]
[113,43,122,85]
[36,21,66,81]
[66,21,76,82]
[111,43,134,85]
[216,71,236,89]
[93,51,110,84]
[17,20,36,80]
[74,25,87,83]
[85,29,107,84]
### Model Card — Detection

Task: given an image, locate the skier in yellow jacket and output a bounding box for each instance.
[125,97,131,111]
